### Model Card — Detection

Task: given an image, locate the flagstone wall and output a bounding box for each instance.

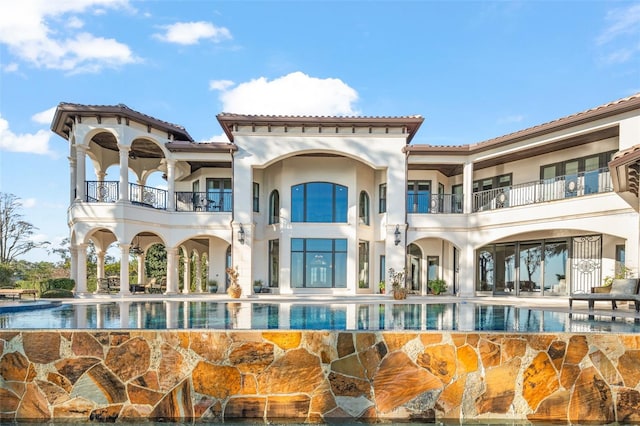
[1,330,639,423]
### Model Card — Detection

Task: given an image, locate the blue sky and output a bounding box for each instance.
[0,0,639,263]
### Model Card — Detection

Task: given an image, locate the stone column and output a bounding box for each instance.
[166,247,179,294]
[195,252,202,292]
[166,159,176,211]
[182,250,190,294]
[68,155,77,204]
[69,246,78,290]
[118,145,129,202]
[137,252,146,285]
[75,145,88,201]
[96,249,105,282]
[458,241,476,297]
[119,243,131,296]
[463,161,474,214]
[76,243,88,294]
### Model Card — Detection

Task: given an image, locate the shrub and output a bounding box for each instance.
[43,278,75,292]
[41,289,74,298]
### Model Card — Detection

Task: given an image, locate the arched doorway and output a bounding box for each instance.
[407,244,422,293]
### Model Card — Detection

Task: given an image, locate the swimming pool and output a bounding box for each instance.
[2,300,639,332]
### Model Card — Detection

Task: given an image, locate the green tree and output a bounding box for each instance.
[0,192,49,264]
[145,243,167,279]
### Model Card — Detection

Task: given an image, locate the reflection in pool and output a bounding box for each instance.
[1,301,639,333]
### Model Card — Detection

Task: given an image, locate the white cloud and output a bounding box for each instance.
[31,106,57,125]
[0,0,137,72]
[204,132,231,143]
[3,62,19,73]
[66,16,84,29]
[209,79,235,91]
[154,21,232,45]
[21,198,37,209]
[596,3,640,65]
[597,3,640,45]
[217,72,359,116]
[498,114,524,124]
[0,114,54,156]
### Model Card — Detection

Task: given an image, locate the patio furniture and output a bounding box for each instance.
[0,288,37,300]
[107,277,120,293]
[146,277,166,294]
[569,278,640,311]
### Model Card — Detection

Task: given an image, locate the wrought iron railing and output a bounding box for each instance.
[472,167,612,212]
[86,181,119,203]
[407,193,463,214]
[175,191,233,212]
[129,183,167,210]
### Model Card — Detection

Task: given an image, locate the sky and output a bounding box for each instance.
[0,0,639,263]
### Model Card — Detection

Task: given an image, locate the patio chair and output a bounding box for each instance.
[569,278,640,311]
[145,278,163,294]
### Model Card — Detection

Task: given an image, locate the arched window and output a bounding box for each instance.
[269,190,280,224]
[291,182,347,223]
[359,191,370,225]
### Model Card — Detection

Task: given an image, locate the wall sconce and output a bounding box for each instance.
[394,225,401,246]
[238,225,245,244]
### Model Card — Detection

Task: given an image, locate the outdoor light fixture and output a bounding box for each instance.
[238,225,245,244]
[394,225,401,246]
[130,236,143,255]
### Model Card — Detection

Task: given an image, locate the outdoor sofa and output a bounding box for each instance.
[569,278,640,312]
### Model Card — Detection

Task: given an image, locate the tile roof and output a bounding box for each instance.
[406,92,640,154]
[51,103,193,142]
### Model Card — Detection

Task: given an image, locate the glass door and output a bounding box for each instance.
[206,178,231,211]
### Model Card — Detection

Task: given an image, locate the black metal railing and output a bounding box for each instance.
[407,193,463,214]
[175,191,233,212]
[86,181,119,203]
[472,167,612,212]
[129,183,167,210]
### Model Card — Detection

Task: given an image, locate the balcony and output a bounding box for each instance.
[407,193,463,214]
[472,168,612,212]
[84,182,232,212]
[175,191,232,212]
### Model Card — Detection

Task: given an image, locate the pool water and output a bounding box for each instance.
[1,300,639,332]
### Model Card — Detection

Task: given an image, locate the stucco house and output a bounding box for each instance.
[50,93,640,298]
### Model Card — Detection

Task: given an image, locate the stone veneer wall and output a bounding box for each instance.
[1,330,640,423]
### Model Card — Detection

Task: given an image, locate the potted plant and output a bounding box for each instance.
[378,281,385,294]
[389,268,407,300]
[428,278,448,295]
[208,279,218,293]
[226,266,242,298]
[253,279,264,294]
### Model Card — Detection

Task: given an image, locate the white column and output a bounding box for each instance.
[76,243,88,294]
[118,145,129,202]
[459,240,476,297]
[195,252,202,292]
[233,152,253,296]
[68,155,77,204]
[166,159,176,211]
[137,253,146,284]
[182,251,190,294]
[463,161,474,214]
[119,243,131,296]
[96,171,106,201]
[166,247,179,294]
[96,249,105,281]
[75,146,88,201]
[70,246,78,288]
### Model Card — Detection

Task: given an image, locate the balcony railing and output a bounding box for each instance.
[407,193,463,214]
[129,183,167,210]
[86,181,119,203]
[472,168,612,212]
[84,183,233,212]
[175,191,233,212]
